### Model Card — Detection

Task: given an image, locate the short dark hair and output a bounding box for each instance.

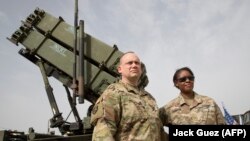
[173,67,194,83]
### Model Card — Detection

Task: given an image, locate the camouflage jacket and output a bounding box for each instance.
[159,92,226,125]
[90,81,165,141]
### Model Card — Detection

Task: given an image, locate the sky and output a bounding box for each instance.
[1,0,250,134]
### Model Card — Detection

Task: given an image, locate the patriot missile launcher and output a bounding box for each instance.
[1,7,148,141]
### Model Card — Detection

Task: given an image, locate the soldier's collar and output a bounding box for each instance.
[178,92,202,106]
[119,80,142,94]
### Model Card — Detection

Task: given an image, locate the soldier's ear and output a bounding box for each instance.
[117,65,122,74]
[174,81,179,88]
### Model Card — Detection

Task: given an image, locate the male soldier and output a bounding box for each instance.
[90,51,167,141]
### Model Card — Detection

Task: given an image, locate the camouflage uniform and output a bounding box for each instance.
[159,92,225,125]
[90,80,165,141]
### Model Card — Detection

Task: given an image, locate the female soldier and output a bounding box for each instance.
[160,67,225,125]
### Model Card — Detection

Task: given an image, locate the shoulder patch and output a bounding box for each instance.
[90,99,104,125]
[92,105,98,115]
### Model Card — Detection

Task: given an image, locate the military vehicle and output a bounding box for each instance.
[0,4,148,141]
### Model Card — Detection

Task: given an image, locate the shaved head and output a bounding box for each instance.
[118,52,142,86]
